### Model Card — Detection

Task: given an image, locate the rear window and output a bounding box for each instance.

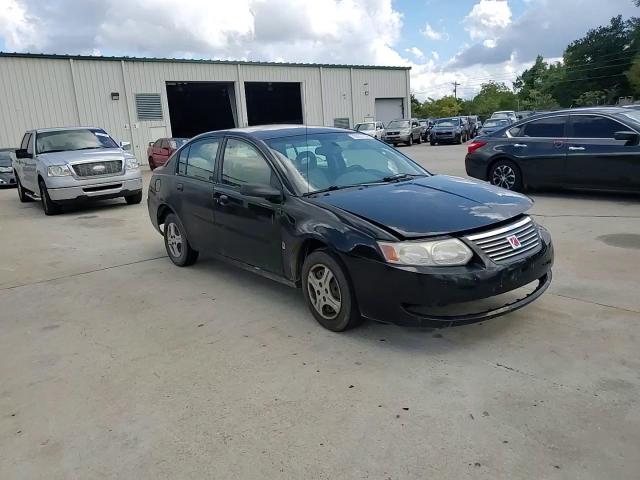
[0,150,12,165]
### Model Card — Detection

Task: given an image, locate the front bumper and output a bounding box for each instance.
[384,134,410,143]
[431,133,458,142]
[0,171,16,186]
[345,228,554,328]
[47,175,143,201]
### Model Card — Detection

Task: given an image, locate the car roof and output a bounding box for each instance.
[33,126,105,133]
[191,125,352,141]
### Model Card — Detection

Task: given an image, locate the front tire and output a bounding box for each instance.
[164,213,199,266]
[125,191,143,205]
[302,250,361,332]
[489,159,524,192]
[39,179,62,215]
[407,135,413,146]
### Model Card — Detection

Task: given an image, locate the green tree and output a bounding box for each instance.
[470,82,517,117]
[422,96,462,117]
[626,56,640,93]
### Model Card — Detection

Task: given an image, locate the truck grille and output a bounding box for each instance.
[72,161,122,177]
[465,216,541,264]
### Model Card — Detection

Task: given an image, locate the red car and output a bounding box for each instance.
[147,137,188,170]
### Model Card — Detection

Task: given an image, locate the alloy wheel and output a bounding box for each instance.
[166,222,183,258]
[307,264,342,320]
[492,164,517,190]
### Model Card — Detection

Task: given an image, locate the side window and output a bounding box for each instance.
[222,139,277,188]
[184,139,218,181]
[26,134,34,154]
[20,133,31,151]
[571,115,626,139]
[521,116,567,138]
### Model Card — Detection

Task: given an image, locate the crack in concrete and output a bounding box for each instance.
[548,292,640,315]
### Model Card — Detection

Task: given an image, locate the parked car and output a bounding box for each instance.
[354,121,385,139]
[491,111,518,123]
[477,118,511,136]
[419,119,435,140]
[13,127,143,215]
[430,117,467,145]
[148,137,189,170]
[466,107,640,193]
[0,148,17,187]
[468,115,480,137]
[148,125,553,332]
[384,119,423,146]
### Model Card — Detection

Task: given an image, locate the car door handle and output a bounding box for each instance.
[217,194,229,206]
[569,146,585,151]
[513,144,528,148]
[176,183,183,191]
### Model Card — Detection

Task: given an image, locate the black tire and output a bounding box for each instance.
[430,141,436,146]
[489,159,524,192]
[456,135,462,145]
[148,157,155,170]
[407,135,413,146]
[38,179,62,215]
[164,213,199,266]
[416,134,422,144]
[16,174,33,202]
[125,191,143,205]
[301,250,362,332]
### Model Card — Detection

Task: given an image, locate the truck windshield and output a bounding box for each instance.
[36,129,118,154]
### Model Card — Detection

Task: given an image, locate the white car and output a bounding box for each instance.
[354,121,385,139]
[490,111,518,123]
[13,127,143,215]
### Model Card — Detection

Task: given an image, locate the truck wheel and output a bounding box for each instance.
[164,213,199,266]
[302,250,362,332]
[125,191,143,205]
[16,174,33,203]
[39,179,62,215]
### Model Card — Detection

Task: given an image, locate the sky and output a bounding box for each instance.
[0,0,637,99]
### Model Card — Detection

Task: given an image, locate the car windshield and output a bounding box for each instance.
[435,118,459,127]
[0,150,12,166]
[355,123,375,131]
[492,113,509,119]
[36,129,118,154]
[387,120,410,128]
[170,138,189,148]
[264,131,428,195]
[484,119,508,128]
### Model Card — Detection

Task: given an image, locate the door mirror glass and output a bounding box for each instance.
[239,184,282,203]
[15,148,31,159]
[120,141,132,151]
[613,131,639,144]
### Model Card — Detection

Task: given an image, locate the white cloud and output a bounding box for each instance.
[406,46,425,60]
[0,0,41,49]
[421,23,448,41]
[464,0,512,40]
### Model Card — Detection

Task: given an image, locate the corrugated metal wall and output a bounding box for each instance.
[0,55,409,163]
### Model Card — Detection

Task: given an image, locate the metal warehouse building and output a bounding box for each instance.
[0,53,410,164]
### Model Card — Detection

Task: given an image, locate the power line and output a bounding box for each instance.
[452,81,461,99]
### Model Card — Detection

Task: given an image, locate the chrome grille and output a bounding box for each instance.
[72,161,122,177]
[465,216,541,263]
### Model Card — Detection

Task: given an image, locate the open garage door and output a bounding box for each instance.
[166,82,238,138]
[375,98,405,126]
[245,82,303,126]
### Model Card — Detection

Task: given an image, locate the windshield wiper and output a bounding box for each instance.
[381,173,426,183]
[303,184,364,196]
[73,147,103,151]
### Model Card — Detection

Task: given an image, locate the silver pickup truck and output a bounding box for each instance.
[12,127,143,215]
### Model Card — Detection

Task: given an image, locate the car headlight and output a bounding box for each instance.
[0,166,12,173]
[126,157,140,170]
[47,165,71,177]
[378,238,473,266]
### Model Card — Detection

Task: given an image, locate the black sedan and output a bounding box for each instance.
[148,126,553,331]
[466,107,640,193]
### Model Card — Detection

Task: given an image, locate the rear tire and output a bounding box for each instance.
[407,136,413,146]
[39,179,62,215]
[430,140,436,146]
[16,174,33,202]
[302,250,362,332]
[164,213,199,266]
[125,191,143,205]
[489,159,524,192]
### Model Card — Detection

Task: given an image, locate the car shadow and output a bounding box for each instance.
[190,254,523,354]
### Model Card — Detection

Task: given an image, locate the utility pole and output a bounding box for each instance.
[452,81,461,100]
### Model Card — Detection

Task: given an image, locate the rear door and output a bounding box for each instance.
[212,137,284,275]
[172,137,220,252]
[14,132,31,185]
[505,115,568,187]
[566,114,639,191]
[23,133,37,190]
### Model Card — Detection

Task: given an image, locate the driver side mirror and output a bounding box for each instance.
[15,148,31,159]
[239,184,283,203]
[614,131,639,145]
[120,141,132,151]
